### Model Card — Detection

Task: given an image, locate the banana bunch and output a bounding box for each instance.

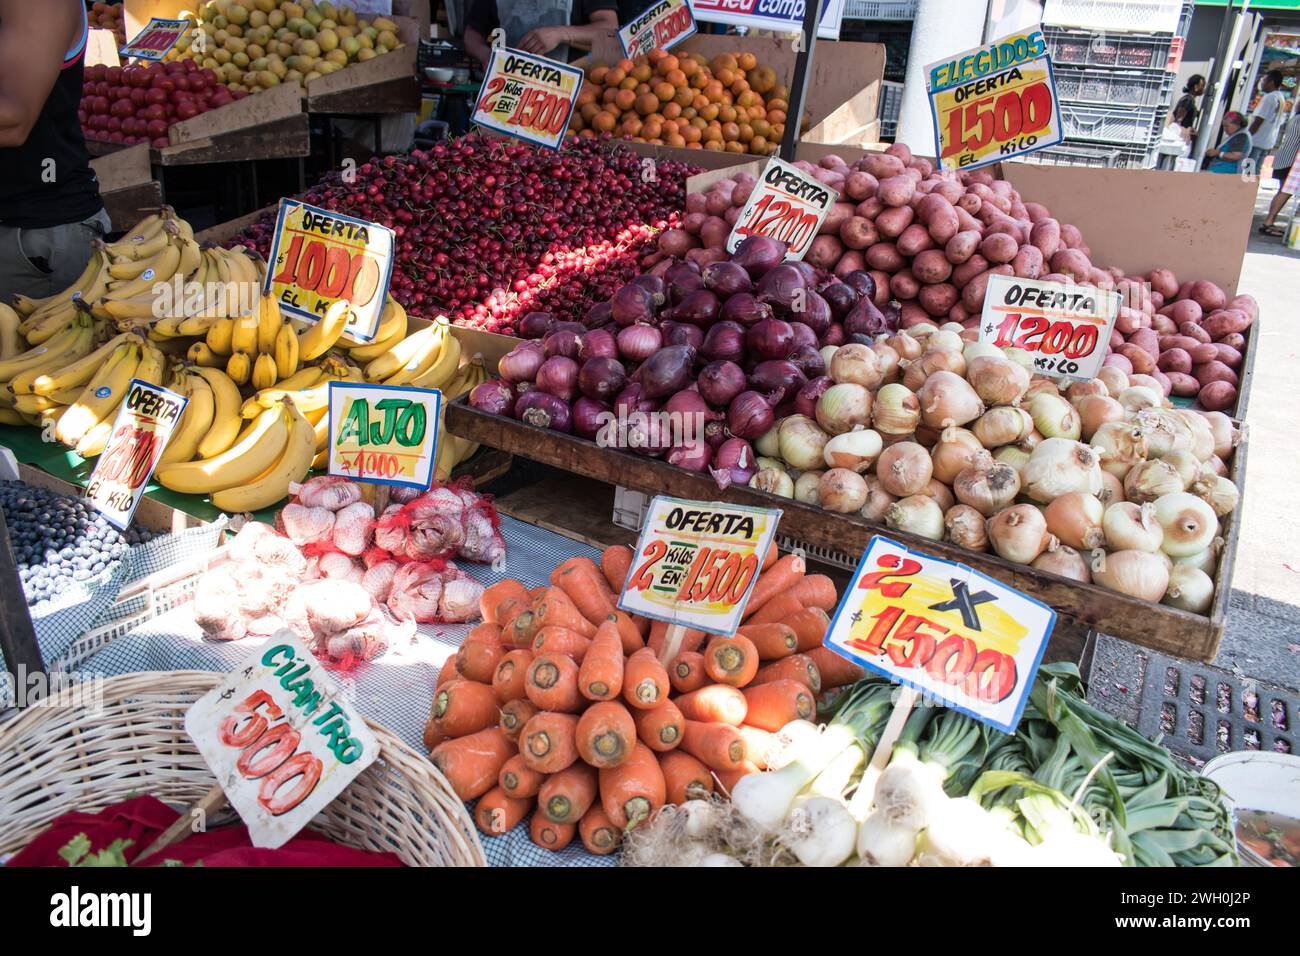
[433,353,488,481]
[12,247,112,346]
[0,310,99,421]
[90,214,206,330]
[141,242,261,334]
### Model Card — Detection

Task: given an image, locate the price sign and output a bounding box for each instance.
[619,0,698,60]
[327,381,441,489]
[264,199,394,344]
[120,18,189,61]
[184,634,379,849]
[617,496,781,636]
[691,0,844,41]
[925,26,1062,171]
[84,379,187,530]
[472,46,583,151]
[823,536,1055,734]
[726,156,839,260]
[979,275,1119,380]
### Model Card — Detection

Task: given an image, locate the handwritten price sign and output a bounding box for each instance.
[327,381,441,489]
[473,47,583,151]
[264,199,393,344]
[726,156,839,261]
[120,17,189,61]
[926,26,1062,171]
[979,275,1119,380]
[84,379,187,530]
[618,496,781,636]
[824,536,1055,733]
[619,0,698,60]
[184,634,379,849]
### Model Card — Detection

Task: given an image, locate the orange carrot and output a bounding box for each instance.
[751,654,822,694]
[674,684,748,725]
[505,608,543,649]
[539,761,599,823]
[579,805,621,856]
[495,595,531,635]
[529,585,548,601]
[737,725,774,769]
[481,580,530,625]
[499,699,538,741]
[456,640,504,685]
[703,633,760,687]
[533,586,599,638]
[791,574,838,611]
[434,659,461,690]
[422,714,444,752]
[668,651,708,694]
[622,649,669,709]
[600,544,633,592]
[806,646,866,689]
[743,553,806,619]
[608,610,645,655]
[475,786,531,837]
[714,760,761,794]
[648,619,706,658]
[519,712,580,774]
[599,742,666,829]
[532,625,592,664]
[430,679,500,738]
[552,556,616,625]
[524,653,583,713]
[530,813,576,851]
[492,649,533,704]
[575,700,637,768]
[739,622,799,661]
[431,727,515,801]
[578,619,625,701]
[783,606,831,653]
[748,591,803,626]
[658,750,715,804]
[680,720,745,772]
[632,699,684,751]
[741,679,816,731]
[761,539,779,570]
[498,753,546,799]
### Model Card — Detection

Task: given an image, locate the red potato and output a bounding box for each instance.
[912,248,953,284]
[1228,294,1258,321]
[1159,334,1201,352]
[944,230,981,265]
[951,253,990,288]
[681,213,706,235]
[957,191,982,215]
[980,233,1019,264]
[1198,381,1237,411]
[878,174,915,207]
[918,282,960,317]
[731,180,755,206]
[1156,348,1192,374]
[869,271,892,305]
[890,270,921,301]
[1060,223,1084,249]
[1116,343,1155,374]
[1011,245,1044,279]
[1128,328,1159,359]
[1023,201,1051,222]
[1213,343,1243,368]
[855,196,884,219]
[1148,267,1178,299]
[949,302,972,325]
[806,235,844,271]
[657,229,698,257]
[1187,280,1226,313]
[1220,332,1246,351]
[931,179,964,204]
[819,202,857,236]
[1109,328,1125,351]
[723,207,741,227]
[704,189,732,217]
[886,142,913,163]
[1103,352,1133,375]
[1179,321,1211,344]
[1151,313,1178,334]
[1162,299,1202,326]
[961,265,1014,312]
[897,223,936,257]
[899,301,929,328]
[834,250,867,277]
[1115,307,1143,335]
[1151,370,1172,396]
[840,216,879,250]
[1088,268,1116,291]
[954,206,983,233]
[875,204,914,238]
[1194,360,1238,388]
[902,166,924,184]
[1050,248,1091,279]
[865,242,906,272]
[1189,342,1219,364]
[844,171,879,201]
[699,216,730,250]
[1203,310,1252,340]
[861,152,905,179]
[1166,372,1200,397]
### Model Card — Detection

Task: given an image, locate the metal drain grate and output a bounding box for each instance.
[1120,648,1299,766]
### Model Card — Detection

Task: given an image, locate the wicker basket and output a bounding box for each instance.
[0,671,486,867]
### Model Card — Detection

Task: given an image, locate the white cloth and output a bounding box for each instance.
[1251,89,1286,150]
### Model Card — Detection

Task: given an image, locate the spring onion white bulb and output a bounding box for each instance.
[732,724,858,830]
[1163,565,1215,614]
[765,720,822,771]
[1102,501,1163,553]
[785,797,859,867]
[1152,492,1218,557]
[698,853,743,867]
[913,797,1017,867]
[873,752,946,830]
[856,810,918,867]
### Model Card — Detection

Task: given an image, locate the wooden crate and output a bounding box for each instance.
[445,396,1248,664]
[89,144,161,233]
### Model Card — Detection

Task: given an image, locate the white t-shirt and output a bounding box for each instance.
[1252,89,1286,149]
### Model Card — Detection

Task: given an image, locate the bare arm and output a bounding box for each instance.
[1250,116,1264,134]
[0,0,78,147]
[518,10,618,56]
[464,25,492,68]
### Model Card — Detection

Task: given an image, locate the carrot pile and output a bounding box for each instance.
[424,545,865,855]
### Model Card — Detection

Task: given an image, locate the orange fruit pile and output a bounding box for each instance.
[570,50,791,155]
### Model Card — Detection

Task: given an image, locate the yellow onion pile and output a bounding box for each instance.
[747,321,1241,616]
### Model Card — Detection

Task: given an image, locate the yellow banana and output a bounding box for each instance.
[102,209,167,258]
[55,342,141,446]
[194,366,242,459]
[364,319,445,382]
[256,377,331,414]
[101,236,181,298]
[176,235,202,279]
[149,315,188,338]
[206,316,236,355]
[230,310,259,354]
[222,247,260,287]
[256,294,282,355]
[187,342,224,368]
[273,320,299,379]
[11,393,60,415]
[0,317,93,382]
[0,407,25,425]
[297,299,351,362]
[382,319,450,386]
[95,291,166,326]
[311,404,330,452]
[12,246,107,317]
[134,343,166,386]
[178,312,226,336]
[410,329,462,390]
[225,350,252,386]
[25,331,135,396]
[156,402,290,494]
[72,344,166,458]
[210,400,315,513]
[251,352,278,390]
[346,308,409,363]
[341,296,406,350]
[0,302,21,359]
[159,373,214,466]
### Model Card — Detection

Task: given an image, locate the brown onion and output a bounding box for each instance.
[1032,543,1092,583]
[944,504,989,552]
[816,383,873,435]
[875,441,933,497]
[794,470,824,505]
[860,477,897,523]
[1152,492,1218,558]
[1096,365,1129,397]
[819,468,870,513]
[966,355,1030,406]
[954,452,1021,516]
[988,504,1054,564]
[871,342,901,383]
[777,415,830,470]
[994,444,1032,479]
[886,495,944,541]
[1090,422,1147,479]
[1066,378,1109,403]
[920,478,956,513]
[971,406,1034,448]
[917,370,984,429]
[829,344,883,389]
[1075,394,1125,441]
[1163,565,1214,614]
[1044,492,1105,550]
[1124,458,1184,504]
[823,428,883,473]
[1201,411,1239,461]
[1098,469,1125,507]
[1023,378,1062,402]
[1094,549,1169,602]
[1102,501,1163,553]
[886,331,923,361]
[871,383,921,436]
[1022,438,1103,503]
[1029,393,1081,441]
[930,426,983,484]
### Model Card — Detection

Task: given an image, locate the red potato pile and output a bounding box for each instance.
[668,144,1257,413]
[424,545,864,855]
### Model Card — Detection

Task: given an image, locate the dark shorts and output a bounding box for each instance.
[1274,164,1292,183]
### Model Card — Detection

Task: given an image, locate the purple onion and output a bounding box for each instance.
[704,417,729,449]
[573,397,610,440]
[795,376,833,418]
[668,439,713,473]
[639,344,696,399]
[535,355,579,402]
[746,318,795,361]
[515,391,571,432]
[543,329,581,360]
[697,360,747,407]
[822,324,845,346]
[614,382,661,417]
[731,235,788,278]
[579,328,618,362]
[719,293,773,328]
[845,333,875,346]
[795,289,832,336]
[498,342,545,383]
[630,274,667,305]
[518,311,555,339]
[702,321,746,364]
[665,261,705,303]
[611,283,658,327]
[617,323,663,362]
[469,379,514,416]
[661,320,704,350]
[789,321,819,352]
[578,356,627,403]
[750,359,807,402]
[710,437,756,489]
[625,411,673,457]
[820,281,859,319]
[553,320,586,337]
[701,260,753,297]
[842,270,877,301]
[788,261,819,285]
[756,263,807,314]
[583,301,613,329]
[844,296,890,337]
[728,391,776,440]
[789,344,826,380]
[670,288,721,328]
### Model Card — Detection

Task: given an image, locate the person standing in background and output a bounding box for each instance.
[1206,111,1253,174]
[0,0,108,300]
[1172,74,1206,138]
[1247,69,1287,174]
[1258,110,1300,237]
[463,0,619,66]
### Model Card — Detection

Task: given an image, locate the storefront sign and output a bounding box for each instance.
[619,0,698,60]
[120,18,189,61]
[979,274,1119,380]
[264,199,394,344]
[184,635,379,849]
[472,47,583,151]
[824,536,1055,734]
[327,382,441,489]
[925,26,1062,171]
[618,496,781,636]
[84,379,187,530]
[691,0,844,41]
[726,155,839,260]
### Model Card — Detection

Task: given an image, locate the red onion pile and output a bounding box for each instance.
[469,235,900,488]
[80,61,239,148]
[232,134,699,333]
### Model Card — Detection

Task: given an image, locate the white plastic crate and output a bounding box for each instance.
[1043,0,1183,34]
[1060,102,1164,145]
[1045,26,1172,70]
[1053,66,1172,108]
[844,0,918,20]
